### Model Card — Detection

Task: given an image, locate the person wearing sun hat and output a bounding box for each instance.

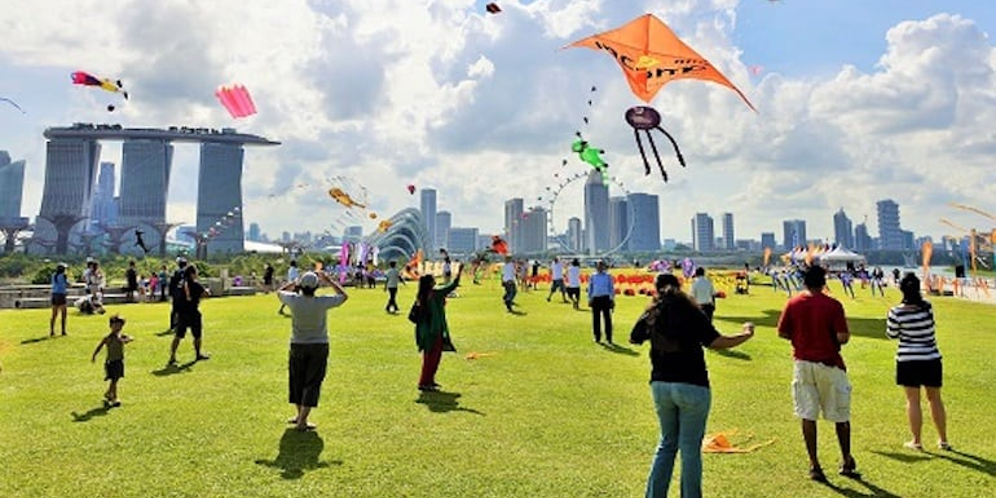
[277,270,348,431]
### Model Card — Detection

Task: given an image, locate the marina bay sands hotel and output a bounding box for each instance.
[35,123,279,255]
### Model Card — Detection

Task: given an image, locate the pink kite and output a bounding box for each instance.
[215,84,257,118]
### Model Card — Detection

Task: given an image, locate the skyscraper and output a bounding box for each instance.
[833,208,854,248]
[608,196,629,252]
[760,232,776,250]
[854,223,872,251]
[448,227,479,255]
[197,142,245,254]
[627,193,660,252]
[583,170,609,254]
[782,219,807,250]
[435,211,451,250]
[420,189,437,253]
[568,217,583,253]
[876,199,902,250]
[722,213,735,250]
[37,137,102,253]
[0,151,26,221]
[248,222,261,242]
[119,139,173,230]
[504,197,524,254]
[89,162,117,230]
[520,207,548,253]
[691,213,714,252]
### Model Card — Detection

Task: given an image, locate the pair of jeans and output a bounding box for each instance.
[502,281,517,307]
[385,287,399,313]
[646,382,712,498]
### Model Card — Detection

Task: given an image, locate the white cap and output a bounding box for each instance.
[298,272,319,289]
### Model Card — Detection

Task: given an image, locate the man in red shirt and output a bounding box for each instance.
[777,265,860,482]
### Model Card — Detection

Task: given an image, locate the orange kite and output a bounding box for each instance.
[567,13,755,110]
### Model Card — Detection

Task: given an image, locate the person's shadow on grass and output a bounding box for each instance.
[150,359,197,377]
[709,348,752,361]
[600,342,639,356]
[817,477,904,498]
[71,404,113,422]
[415,391,485,415]
[255,428,342,479]
[930,449,996,477]
[21,335,53,345]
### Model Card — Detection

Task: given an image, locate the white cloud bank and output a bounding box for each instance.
[1,1,994,244]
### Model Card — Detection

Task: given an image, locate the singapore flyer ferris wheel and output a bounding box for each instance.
[535,168,636,257]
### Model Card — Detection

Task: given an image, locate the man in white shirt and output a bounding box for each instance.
[547,257,567,303]
[691,266,717,322]
[566,258,582,309]
[501,256,517,312]
[384,260,405,313]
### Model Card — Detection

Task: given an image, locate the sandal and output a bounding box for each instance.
[839,458,861,479]
[904,441,923,451]
[938,441,953,451]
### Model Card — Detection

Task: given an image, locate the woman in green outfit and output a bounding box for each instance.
[415,263,461,391]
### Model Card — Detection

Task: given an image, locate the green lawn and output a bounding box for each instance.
[1,278,994,497]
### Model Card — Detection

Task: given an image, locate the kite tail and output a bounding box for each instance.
[633,129,653,177]
[645,130,668,182]
[658,126,686,168]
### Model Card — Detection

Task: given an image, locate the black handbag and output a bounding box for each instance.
[442,335,457,353]
[407,302,421,324]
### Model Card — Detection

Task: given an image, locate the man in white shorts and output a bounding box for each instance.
[777,265,859,482]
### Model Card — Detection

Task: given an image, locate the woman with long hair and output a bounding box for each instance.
[887,273,949,450]
[414,263,461,391]
[630,273,754,498]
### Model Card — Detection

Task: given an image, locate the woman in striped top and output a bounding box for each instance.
[886,273,950,451]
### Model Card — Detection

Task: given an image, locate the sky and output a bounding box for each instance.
[2,0,996,245]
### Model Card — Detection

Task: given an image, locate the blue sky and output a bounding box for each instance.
[2,0,996,246]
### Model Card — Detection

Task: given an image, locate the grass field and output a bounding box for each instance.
[1,277,994,497]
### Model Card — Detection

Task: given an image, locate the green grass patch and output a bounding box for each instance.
[1,279,994,497]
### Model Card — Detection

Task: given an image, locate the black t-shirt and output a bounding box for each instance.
[169,268,186,302]
[180,281,206,314]
[263,266,274,284]
[631,295,720,388]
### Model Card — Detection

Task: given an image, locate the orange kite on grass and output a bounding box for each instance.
[702,430,776,454]
[566,14,754,183]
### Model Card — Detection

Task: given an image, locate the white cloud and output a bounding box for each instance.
[2,2,996,250]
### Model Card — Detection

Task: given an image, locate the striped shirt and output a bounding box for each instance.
[886,302,942,362]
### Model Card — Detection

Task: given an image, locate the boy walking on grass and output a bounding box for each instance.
[92,315,133,407]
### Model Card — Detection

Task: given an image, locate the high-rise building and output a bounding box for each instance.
[504,198,524,254]
[568,217,583,253]
[722,213,734,250]
[761,232,776,250]
[345,226,363,242]
[448,227,479,255]
[854,223,872,252]
[0,151,26,221]
[627,193,660,252]
[520,207,548,253]
[119,139,173,230]
[583,170,610,254]
[89,162,117,230]
[248,222,261,242]
[833,208,854,248]
[197,142,245,254]
[435,211,452,250]
[36,137,102,253]
[476,234,493,252]
[691,213,714,252]
[782,219,807,250]
[420,189,437,253]
[876,199,902,250]
[901,230,915,251]
[609,196,629,252]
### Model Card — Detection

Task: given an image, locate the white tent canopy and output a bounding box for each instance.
[819,246,866,267]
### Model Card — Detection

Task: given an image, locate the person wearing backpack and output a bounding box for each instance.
[413,263,462,391]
